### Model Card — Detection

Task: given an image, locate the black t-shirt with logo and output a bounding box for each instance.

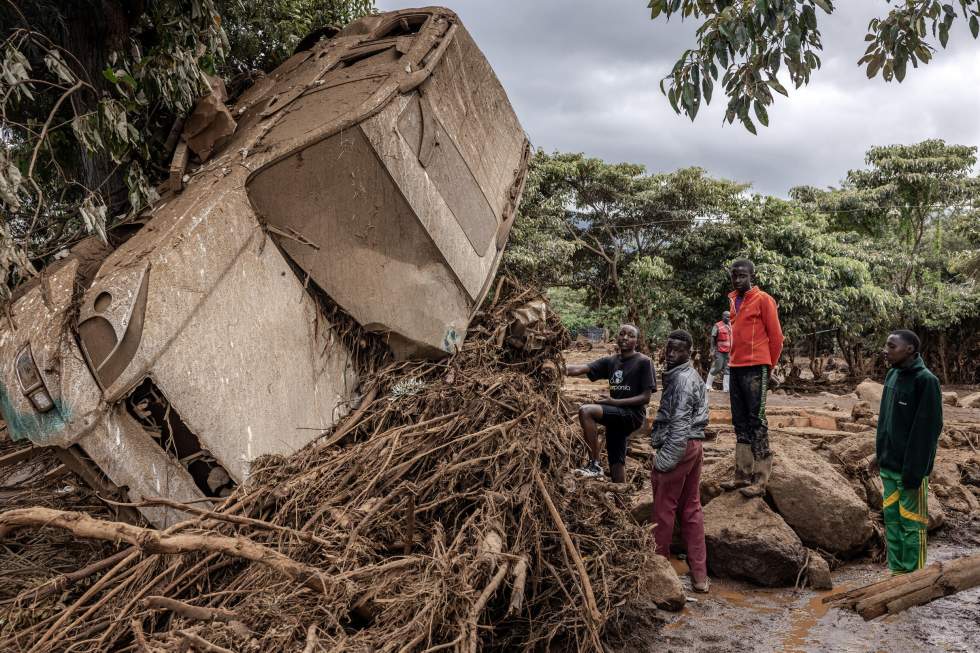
[586,353,657,420]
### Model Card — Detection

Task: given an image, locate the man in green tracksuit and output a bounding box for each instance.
[877,329,943,575]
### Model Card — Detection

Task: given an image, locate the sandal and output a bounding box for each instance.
[692,577,710,593]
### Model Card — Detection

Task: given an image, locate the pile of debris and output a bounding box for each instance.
[0,281,666,652]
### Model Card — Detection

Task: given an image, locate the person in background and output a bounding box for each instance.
[720,259,783,498]
[878,329,943,574]
[650,329,709,593]
[705,310,732,392]
[566,324,655,483]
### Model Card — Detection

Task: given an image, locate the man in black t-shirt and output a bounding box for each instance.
[566,324,656,482]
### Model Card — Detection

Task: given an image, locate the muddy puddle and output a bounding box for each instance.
[645,533,980,653]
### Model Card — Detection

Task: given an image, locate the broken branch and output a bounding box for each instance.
[0,507,333,595]
[104,495,335,551]
[143,596,240,623]
[507,556,529,616]
[178,630,235,653]
[532,470,602,624]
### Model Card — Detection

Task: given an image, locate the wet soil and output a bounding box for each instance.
[641,529,980,653]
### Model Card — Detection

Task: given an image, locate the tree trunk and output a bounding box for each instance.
[58,1,138,215]
[938,332,949,385]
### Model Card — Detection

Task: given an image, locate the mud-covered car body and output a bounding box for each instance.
[0,7,529,526]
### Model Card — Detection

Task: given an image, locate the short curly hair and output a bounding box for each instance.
[667,329,693,349]
[890,329,921,352]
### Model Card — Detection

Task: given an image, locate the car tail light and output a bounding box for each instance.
[15,346,55,413]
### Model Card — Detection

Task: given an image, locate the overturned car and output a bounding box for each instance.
[0,7,529,526]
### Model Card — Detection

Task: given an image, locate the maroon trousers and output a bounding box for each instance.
[650,439,707,579]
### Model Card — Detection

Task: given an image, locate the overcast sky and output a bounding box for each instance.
[377,1,980,196]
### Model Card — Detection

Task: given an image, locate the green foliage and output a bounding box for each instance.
[504,150,746,333]
[0,0,374,294]
[545,287,605,335]
[648,1,980,132]
[510,142,980,381]
[502,150,580,289]
[794,140,979,295]
[219,0,375,73]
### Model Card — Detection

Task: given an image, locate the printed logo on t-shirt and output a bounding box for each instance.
[610,369,631,392]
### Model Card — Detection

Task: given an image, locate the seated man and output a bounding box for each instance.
[650,329,709,592]
[566,324,655,482]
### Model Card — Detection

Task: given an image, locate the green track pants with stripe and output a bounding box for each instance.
[880,467,928,574]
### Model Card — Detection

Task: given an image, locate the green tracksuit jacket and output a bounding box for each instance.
[876,355,943,489]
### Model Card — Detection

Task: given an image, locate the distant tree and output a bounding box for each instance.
[794,140,980,380]
[506,151,745,317]
[647,0,980,132]
[219,0,374,73]
[794,140,980,295]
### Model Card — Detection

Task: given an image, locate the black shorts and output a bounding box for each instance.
[597,406,644,465]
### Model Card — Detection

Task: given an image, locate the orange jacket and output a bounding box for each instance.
[727,286,783,368]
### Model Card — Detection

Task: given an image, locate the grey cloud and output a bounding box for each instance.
[378,1,980,196]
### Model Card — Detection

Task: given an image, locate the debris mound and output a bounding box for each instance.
[0,279,655,652]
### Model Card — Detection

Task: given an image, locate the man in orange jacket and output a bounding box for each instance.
[720,259,784,497]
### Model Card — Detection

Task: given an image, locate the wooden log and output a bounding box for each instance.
[853,568,941,619]
[824,553,980,620]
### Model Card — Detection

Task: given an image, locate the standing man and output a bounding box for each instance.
[720,259,783,497]
[650,330,709,592]
[566,324,655,483]
[705,310,732,392]
[878,330,943,574]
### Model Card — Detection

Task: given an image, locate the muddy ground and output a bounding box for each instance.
[647,534,980,653]
[563,348,980,653]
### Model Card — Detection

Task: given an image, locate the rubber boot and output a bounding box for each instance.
[740,455,773,498]
[705,373,715,391]
[720,443,753,491]
[722,374,730,393]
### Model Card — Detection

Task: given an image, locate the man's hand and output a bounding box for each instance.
[595,393,615,405]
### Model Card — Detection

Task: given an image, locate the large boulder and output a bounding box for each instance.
[699,456,734,506]
[703,492,806,586]
[855,380,884,405]
[930,456,961,488]
[942,391,959,407]
[827,432,876,470]
[960,392,980,409]
[630,496,654,525]
[640,552,686,611]
[698,439,736,505]
[851,400,875,424]
[769,437,874,555]
[805,550,833,590]
[927,494,945,532]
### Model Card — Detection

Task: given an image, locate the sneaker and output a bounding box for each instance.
[574,460,603,479]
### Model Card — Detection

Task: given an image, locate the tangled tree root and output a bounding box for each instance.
[0,279,654,652]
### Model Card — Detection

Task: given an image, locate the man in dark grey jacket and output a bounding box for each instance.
[649,329,709,592]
